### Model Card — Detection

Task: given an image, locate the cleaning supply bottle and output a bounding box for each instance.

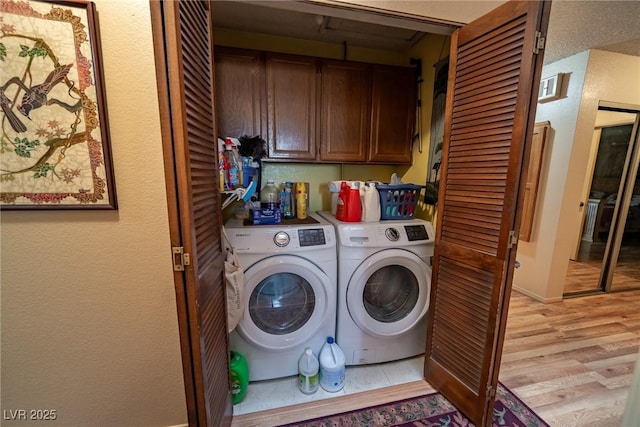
[335,181,349,221]
[260,179,280,210]
[345,181,362,222]
[319,336,345,392]
[298,347,319,394]
[223,141,240,190]
[218,138,226,192]
[296,182,308,219]
[362,182,381,222]
[282,182,294,219]
[229,351,249,404]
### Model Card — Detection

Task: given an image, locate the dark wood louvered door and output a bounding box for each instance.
[424,1,551,426]
[150,1,232,426]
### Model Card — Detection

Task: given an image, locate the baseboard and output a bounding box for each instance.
[167,424,188,427]
[512,285,563,303]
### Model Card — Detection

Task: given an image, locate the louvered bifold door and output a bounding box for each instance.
[424,1,550,426]
[151,0,231,426]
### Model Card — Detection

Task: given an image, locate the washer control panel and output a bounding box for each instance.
[223,215,335,253]
[298,228,327,247]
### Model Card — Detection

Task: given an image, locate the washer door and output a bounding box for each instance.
[237,255,332,351]
[347,249,430,337]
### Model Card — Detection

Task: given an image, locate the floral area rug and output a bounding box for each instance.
[281,383,548,427]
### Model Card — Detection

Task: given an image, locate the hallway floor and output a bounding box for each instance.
[232,290,640,427]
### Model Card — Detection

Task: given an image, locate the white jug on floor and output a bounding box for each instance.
[319,336,345,392]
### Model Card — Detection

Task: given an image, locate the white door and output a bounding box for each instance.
[347,249,431,337]
[237,255,333,350]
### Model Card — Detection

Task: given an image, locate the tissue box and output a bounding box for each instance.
[251,208,281,224]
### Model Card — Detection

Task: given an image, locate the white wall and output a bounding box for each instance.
[514,50,640,301]
[1,1,187,426]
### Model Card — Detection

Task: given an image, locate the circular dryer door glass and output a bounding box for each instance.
[249,272,315,335]
[347,248,430,337]
[363,265,419,323]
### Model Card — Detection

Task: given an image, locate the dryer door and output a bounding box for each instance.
[237,255,333,351]
[347,249,430,337]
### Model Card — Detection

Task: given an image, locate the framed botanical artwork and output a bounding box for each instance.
[0,0,117,209]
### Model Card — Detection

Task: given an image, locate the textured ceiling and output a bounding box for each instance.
[544,0,640,64]
[212,0,640,64]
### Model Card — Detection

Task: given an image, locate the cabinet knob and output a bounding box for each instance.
[579,202,585,207]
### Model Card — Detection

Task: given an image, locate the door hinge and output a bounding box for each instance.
[533,31,546,54]
[172,246,191,271]
[508,230,518,248]
[486,385,497,402]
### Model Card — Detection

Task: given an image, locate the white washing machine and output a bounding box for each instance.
[319,211,435,365]
[224,213,337,381]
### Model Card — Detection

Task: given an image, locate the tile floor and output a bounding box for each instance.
[233,355,425,415]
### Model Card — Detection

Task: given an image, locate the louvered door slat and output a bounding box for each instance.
[456,93,518,116]
[424,1,550,425]
[443,209,503,225]
[455,17,526,70]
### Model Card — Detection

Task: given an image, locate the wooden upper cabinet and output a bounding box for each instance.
[213,47,265,140]
[265,53,319,161]
[369,65,417,163]
[213,47,417,164]
[320,60,372,162]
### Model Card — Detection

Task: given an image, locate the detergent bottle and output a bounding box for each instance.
[229,351,249,404]
[362,182,381,222]
[335,181,349,221]
[298,347,319,394]
[345,181,362,222]
[319,337,345,392]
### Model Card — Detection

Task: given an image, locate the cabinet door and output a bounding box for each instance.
[320,60,371,162]
[266,54,319,161]
[214,47,265,140]
[369,65,417,163]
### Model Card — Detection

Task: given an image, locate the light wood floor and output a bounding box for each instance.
[564,237,640,294]
[231,290,640,427]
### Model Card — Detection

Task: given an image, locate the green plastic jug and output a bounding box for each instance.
[229,351,249,404]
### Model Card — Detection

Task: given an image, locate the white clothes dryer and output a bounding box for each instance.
[224,213,337,381]
[319,211,434,365]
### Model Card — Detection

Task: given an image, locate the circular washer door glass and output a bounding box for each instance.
[248,272,315,335]
[363,265,419,323]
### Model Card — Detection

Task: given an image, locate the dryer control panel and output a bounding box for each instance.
[404,224,430,241]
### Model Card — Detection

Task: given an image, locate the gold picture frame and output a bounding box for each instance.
[0,0,116,209]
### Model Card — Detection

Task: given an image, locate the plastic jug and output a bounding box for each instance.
[298,347,319,394]
[335,181,361,222]
[260,179,280,210]
[361,182,381,222]
[229,351,249,404]
[346,182,362,222]
[319,336,345,392]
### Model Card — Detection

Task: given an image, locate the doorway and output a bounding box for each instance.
[564,104,640,296]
